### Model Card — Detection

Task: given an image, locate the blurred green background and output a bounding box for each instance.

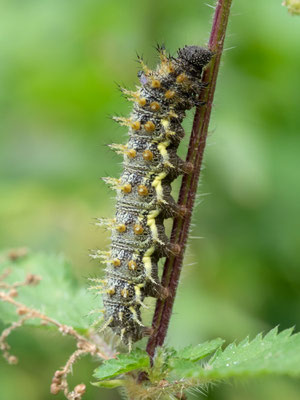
[1,0,300,399]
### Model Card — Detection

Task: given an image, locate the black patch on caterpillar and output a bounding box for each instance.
[93,45,213,348]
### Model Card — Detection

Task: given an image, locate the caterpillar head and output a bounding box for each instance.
[177,45,213,77]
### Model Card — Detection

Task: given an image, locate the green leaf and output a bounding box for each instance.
[149,347,176,382]
[173,327,300,380]
[0,251,97,330]
[91,379,126,388]
[93,348,149,380]
[175,338,224,362]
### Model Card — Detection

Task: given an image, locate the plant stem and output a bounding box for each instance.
[146,0,233,360]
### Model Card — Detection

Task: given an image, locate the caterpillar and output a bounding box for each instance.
[91,45,212,349]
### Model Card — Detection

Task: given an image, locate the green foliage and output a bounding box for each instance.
[93,328,300,395]
[0,251,97,330]
[2,251,300,398]
[174,338,224,362]
[93,338,224,386]
[190,327,300,380]
[147,346,175,382]
[93,348,149,380]
[92,379,126,389]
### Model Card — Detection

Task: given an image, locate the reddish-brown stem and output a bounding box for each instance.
[146,0,233,360]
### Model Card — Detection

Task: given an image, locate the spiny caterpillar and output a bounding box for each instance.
[91,45,212,349]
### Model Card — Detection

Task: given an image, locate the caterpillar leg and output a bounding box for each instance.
[165,242,181,257]
[145,282,170,300]
[160,200,188,219]
[179,160,194,175]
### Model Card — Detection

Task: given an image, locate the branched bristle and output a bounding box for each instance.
[136,53,152,76]
[102,177,121,190]
[95,217,116,230]
[109,143,128,155]
[89,250,111,262]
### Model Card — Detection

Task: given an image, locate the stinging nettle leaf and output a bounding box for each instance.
[174,338,224,362]
[173,328,300,381]
[93,348,149,380]
[0,251,98,330]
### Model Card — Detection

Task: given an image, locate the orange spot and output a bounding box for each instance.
[122,183,132,193]
[121,288,129,298]
[116,224,126,233]
[127,149,136,158]
[128,260,137,271]
[112,258,121,267]
[137,185,149,196]
[143,150,153,161]
[150,101,160,112]
[151,79,161,88]
[176,73,187,83]
[165,90,175,99]
[144,121,156,132]
[131,121,141,130]
[107,287,115,296]
[138,98,147,107]
[167,64,175,74]
[134,224,144,235]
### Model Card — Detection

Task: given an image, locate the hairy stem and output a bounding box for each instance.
[146,0,233,359]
